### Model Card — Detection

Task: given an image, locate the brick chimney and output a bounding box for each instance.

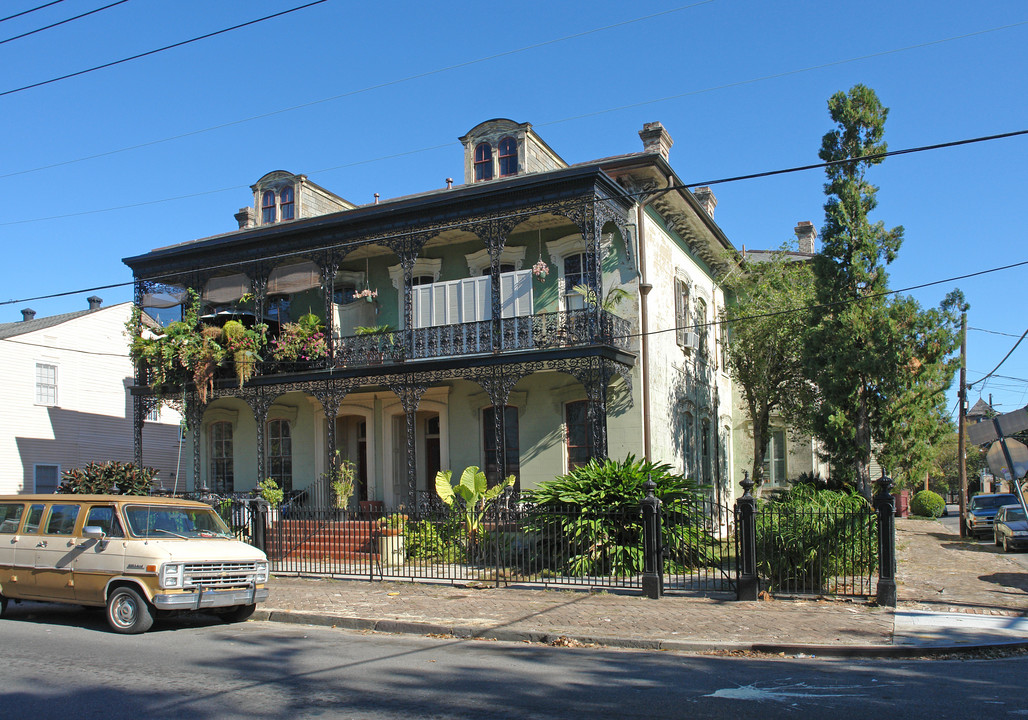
[87,296,103,310]
[235,207,255,229]
[794,221,817,254]
[21,308,35,322]
[639,122,673,160]
[693,186,717,218]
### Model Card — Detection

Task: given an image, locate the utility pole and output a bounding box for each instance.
[958,311,968,537]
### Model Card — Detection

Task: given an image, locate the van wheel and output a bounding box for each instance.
[219,604,256,623]
[106,586,155,634]
[0,595,7,618]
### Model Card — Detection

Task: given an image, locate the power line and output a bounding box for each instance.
[0,1,715,180]
[2,11,1022,182]
[969,326,1024,338]
[0,0,329,98]
[3,126,1025,227]
[967,327,1028,389]
[0,0,130,46]
[0,1,66,24]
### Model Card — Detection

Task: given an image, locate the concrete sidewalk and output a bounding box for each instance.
[254,518,1028,656]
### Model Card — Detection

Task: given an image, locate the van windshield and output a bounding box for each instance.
[970,494,1018,510]
[123,505,231,539]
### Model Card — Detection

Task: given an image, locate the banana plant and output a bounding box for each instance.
[435,466,515,546]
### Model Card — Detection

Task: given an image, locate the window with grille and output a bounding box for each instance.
[209,421,234,493]
[564,400,593,471]
[763,429,787,485]
[279,185,294,220]
[674,279,689,347]
[35,363,57,406]
[498,137,517,177]
[261,190,276,224]
[266,419,292,492]
[474,142,493,181]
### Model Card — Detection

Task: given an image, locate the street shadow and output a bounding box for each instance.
[978,572,1028,594]
[1,599,233,633]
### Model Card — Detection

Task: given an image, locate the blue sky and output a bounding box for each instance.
[2,0,1026,417]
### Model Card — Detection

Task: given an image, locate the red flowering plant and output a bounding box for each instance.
[271,313,328,363]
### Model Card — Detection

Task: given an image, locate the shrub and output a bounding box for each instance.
[522,455,716,577]
[755,485,876,594]
[58,461,157,495]
[257,478,284,506]
[910,489,945,518]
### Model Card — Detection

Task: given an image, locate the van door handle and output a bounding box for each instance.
[36,540,47,548]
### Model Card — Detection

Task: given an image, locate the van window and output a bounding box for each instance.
[124,504,231,538]
[23,504,45,533]
[45,504,81,535]
[0,503,24,533]
[85,506,124,538]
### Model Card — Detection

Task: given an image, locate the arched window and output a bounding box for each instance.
[267,419,292,492]
[498,137,517,177]
[261,190,276,224]
[474,142,493,182]
[279,185,294,220]
[209,421,234,493]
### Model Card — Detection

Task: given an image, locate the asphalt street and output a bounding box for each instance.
[1,606,1025,720]
[940,504,1028,571]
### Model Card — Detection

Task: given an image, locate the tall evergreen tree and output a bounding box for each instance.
[804,85,961,498]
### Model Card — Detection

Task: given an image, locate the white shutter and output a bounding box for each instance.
[413,285,433,329]
[512,270,532,316]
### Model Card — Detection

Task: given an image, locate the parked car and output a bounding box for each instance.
[993,504,1028,552]
[0,494,269,634]
[965,493,1019,539]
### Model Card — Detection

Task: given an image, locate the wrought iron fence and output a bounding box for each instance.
[750,502,878,598]
[221,497,734,594]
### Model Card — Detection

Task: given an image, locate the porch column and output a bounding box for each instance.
[318,258,339,360]
[473,365,525,490]
[187,393,206,492]
[569,358,612,461]
[244,389,275,492]
[247,265,271,345]
[387,376,427,508]
[311,383,349,506]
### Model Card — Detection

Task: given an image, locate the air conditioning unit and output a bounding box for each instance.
[681,331,700,351]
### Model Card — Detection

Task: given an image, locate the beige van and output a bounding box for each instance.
[0,494,269,634]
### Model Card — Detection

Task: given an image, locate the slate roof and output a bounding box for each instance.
[0,309,99,340]
[967,398,996,419]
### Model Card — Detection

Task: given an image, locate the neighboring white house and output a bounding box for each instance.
[0,298,183,494]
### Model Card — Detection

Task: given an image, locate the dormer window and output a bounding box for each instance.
[474,142,493,181]
[261,190,276,224]
[279,185,294,220]
[498,137,517,177]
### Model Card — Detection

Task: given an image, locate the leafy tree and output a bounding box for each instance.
[721,248,815,486]
[803,85,962,498]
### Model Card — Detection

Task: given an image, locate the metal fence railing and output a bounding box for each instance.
[751,503,878,598]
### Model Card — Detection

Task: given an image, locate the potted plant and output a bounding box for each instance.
[376,513,408,566]
[258,477,284,523]
[326,454,356,517]
[271,313,328,366]
[222,320,264,387]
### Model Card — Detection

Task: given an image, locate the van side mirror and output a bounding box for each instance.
[83,525,107,540]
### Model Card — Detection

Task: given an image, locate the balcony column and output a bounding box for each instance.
[318,259,339,360]
[585,210,603,342]
[386,377,427,509]
[246,265,271,345]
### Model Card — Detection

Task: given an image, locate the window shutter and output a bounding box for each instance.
[674,279,685,346]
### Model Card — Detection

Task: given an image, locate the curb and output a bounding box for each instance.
[251,609,1028,658]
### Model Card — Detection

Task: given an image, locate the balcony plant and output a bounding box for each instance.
[222,320,264,387]
[271,313,328,364]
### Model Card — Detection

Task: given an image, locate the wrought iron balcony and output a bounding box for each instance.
[141,309,631,391]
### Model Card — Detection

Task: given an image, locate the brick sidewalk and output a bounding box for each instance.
[256,516,1027,652]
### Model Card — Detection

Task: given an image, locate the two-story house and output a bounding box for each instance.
[123,119,738,509]
[0,298,183,494]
